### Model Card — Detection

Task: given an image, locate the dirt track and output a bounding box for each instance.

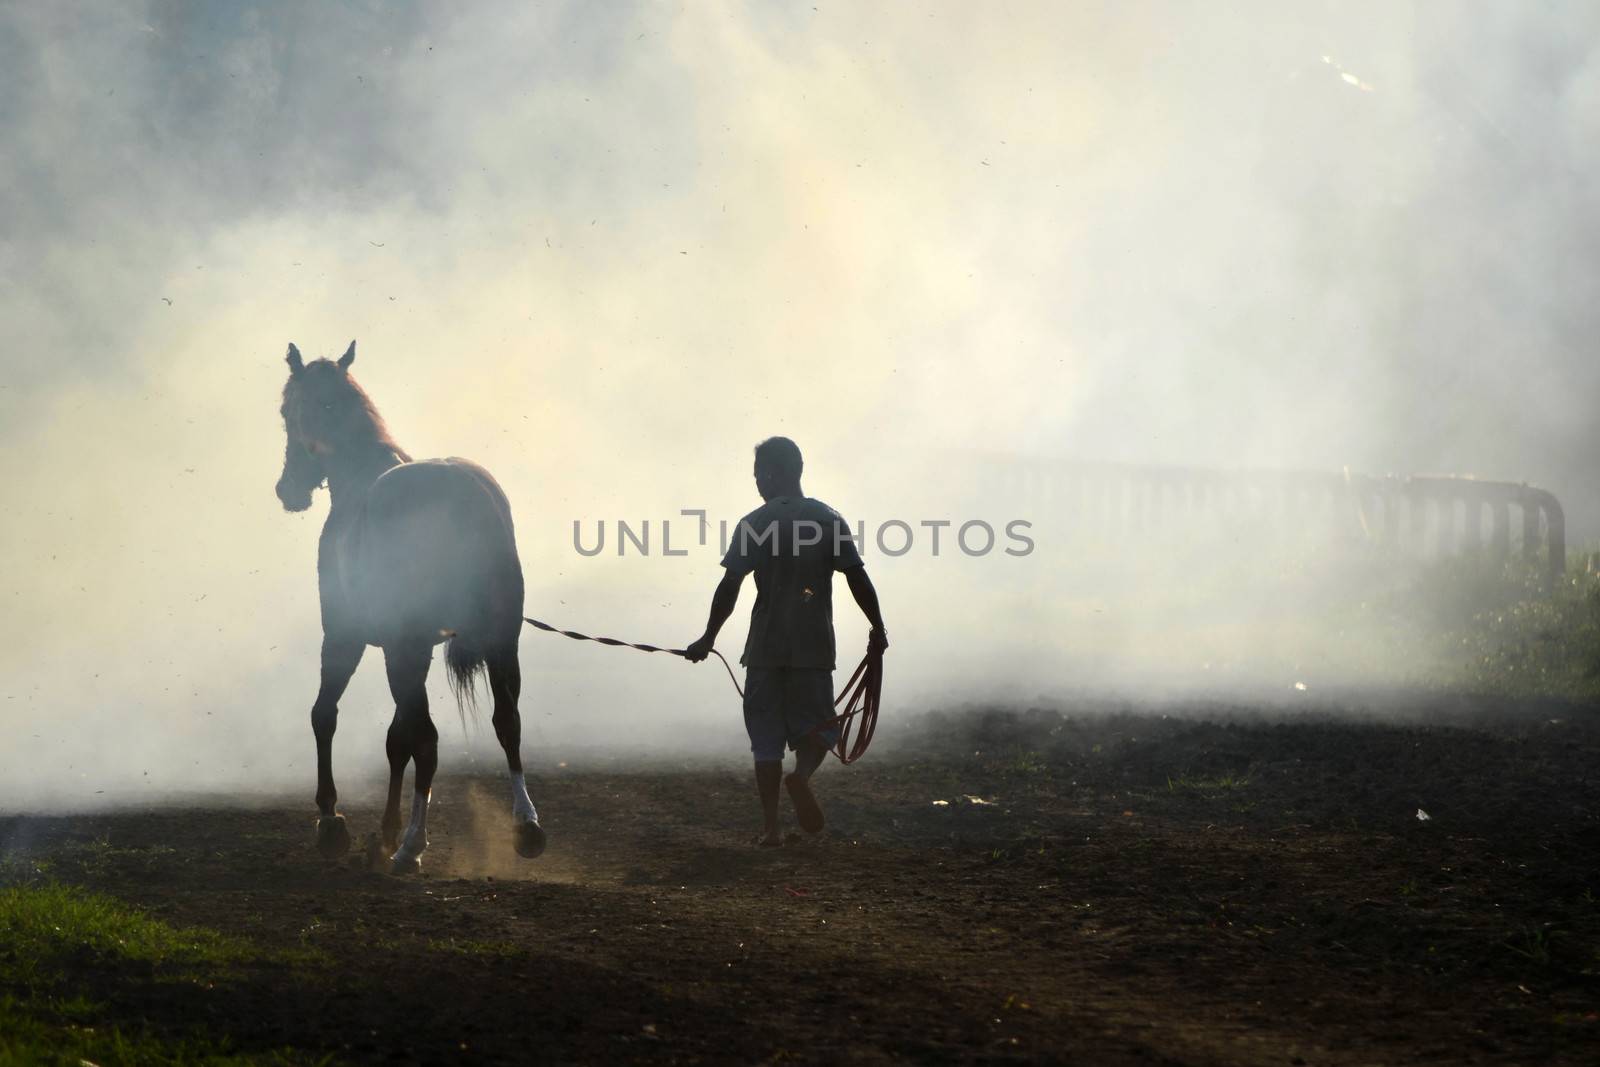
[5,702,1600,1064]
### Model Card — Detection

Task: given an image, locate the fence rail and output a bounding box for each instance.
[986,460,1566,587]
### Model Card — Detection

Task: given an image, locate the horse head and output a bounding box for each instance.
[275,340,357,511]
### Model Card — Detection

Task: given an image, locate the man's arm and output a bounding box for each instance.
[845,566,889,653]
[684,569,744,662]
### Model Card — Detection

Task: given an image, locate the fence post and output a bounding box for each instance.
[1521,487,1566,589]
[1490,494,1511,562]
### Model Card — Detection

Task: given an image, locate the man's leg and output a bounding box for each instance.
[754,760,783,846]
[792,736,827,782]
[783,669,835,835]
[784,750,826,833]
[744,668,787,846]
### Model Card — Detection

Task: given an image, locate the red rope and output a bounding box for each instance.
[824,645,882,764]
[522,616,882,764]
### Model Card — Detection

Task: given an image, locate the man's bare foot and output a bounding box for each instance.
[754,829,783,848]
[785,772,825,833]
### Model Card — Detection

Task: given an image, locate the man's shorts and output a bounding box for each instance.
[742,666,839,762]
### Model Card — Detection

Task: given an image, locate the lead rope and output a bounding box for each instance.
[521,616,882,764]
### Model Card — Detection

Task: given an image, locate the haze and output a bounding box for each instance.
[3,2,1597,810]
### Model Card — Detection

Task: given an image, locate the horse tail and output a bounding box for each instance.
[443,634,486,726]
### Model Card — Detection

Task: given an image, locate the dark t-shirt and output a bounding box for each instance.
[721,496,864,669]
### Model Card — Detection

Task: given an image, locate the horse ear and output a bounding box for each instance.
[338,340,356,370]
[286,343,304,375]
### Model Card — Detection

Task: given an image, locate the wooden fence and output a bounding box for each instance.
[983,460,1566,587]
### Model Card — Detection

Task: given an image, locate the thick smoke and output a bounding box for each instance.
[3,2,1597,810]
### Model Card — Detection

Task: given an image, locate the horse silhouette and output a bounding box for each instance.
[275,340,544,872]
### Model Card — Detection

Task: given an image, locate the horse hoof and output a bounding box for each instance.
[390,852,422,876]
[363,832,385,872]
[514,819,547,859]
[316,815,351,858]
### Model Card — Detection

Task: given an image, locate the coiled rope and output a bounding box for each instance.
[521,616,882,764]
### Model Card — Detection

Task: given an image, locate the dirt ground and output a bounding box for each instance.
[4,698,1600,1065]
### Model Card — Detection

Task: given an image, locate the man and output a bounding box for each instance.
[685,437,888,846]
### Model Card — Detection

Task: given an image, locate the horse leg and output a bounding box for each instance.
[380,706,408,857]
[312,638,364,857]
[488,647,545,858]
[384,642,438,874]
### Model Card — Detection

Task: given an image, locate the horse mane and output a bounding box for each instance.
[282,359,413,462]
[341,372,412,461]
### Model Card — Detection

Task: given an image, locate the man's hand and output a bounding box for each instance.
[683,634,715,663]
[868,627,889,656]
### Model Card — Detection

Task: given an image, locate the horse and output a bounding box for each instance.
[274,340,545,873]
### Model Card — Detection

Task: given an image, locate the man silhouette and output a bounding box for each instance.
[686,437,888,846]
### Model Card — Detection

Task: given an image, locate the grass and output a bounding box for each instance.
[1448,566,1600,700]
[1380,548,1600,700]
[1166,772,1251,795]
[426,936,521,958]
[1296,545,1600,702]
[0,882,246,988]
[1503,923,1556,967]
[1081,536,1600,703]
[0,997,321,1066]
[3,834,194,890]
[0,883,322,1065]
[999,748,1049,776]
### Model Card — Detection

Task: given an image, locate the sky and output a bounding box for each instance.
[3,1,1598,810]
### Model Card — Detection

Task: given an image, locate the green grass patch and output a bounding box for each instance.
[0,883,246,988]
[1280,545,1600,703]
[1445,564,1600,701]
[426,936,521,958]
[0,995,321,1066]
[996,748,1049,776]
[1343,548,1600,701]
[1166,772,1251,795]
[15,835,183,886]
[0,884,324,1065]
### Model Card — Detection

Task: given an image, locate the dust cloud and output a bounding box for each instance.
[3,2,1597,811]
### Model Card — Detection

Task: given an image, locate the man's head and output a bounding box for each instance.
[753,436,803,500]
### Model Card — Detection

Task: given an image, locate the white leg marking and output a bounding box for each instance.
[510,771,539,824]
[392,788,430,864]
